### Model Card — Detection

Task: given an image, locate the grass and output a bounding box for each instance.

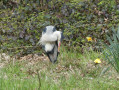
[0,47,119,90]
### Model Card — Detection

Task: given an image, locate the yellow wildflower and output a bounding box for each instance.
[94,58,101,64]
[86,37,92,42]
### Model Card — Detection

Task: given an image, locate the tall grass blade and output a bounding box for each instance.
[104,27,119,73]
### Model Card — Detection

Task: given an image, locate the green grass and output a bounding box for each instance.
[0,47,119,90]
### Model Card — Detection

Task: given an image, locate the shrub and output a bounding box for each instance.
[0,0,119,55]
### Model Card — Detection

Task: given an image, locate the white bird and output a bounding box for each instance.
[38,25,63,63]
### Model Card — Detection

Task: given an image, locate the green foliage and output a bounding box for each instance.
[0,0,119,55]
[104,27,119,73]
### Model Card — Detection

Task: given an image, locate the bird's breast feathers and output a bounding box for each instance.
[45,43,55,52]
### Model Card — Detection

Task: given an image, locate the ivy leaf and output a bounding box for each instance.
[30,38,35,45]
[44,14,51,19]
[25,35,30,41]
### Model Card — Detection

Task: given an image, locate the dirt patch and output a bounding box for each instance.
[19,54,49,61]
[18,54,50,67]
[0,53,11,61]
[0,53,11,69]
[0,53,50,69]
[0,63,5,69]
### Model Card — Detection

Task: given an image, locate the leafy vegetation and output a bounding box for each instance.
[0,0,119,55]
[104,27,119,72]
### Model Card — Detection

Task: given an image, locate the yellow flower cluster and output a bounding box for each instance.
[86,37,101,64]
[86,37,92,42]
[94,58,101,64]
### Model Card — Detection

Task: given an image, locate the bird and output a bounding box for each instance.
[38,25,63,63]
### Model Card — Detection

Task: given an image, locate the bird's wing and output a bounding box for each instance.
[40,33,57,45]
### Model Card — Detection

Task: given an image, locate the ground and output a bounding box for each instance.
[0,49,119,90]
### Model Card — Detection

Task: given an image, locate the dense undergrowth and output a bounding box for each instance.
[0,0,119,55]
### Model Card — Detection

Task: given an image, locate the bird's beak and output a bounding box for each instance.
[58,40,61,52]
